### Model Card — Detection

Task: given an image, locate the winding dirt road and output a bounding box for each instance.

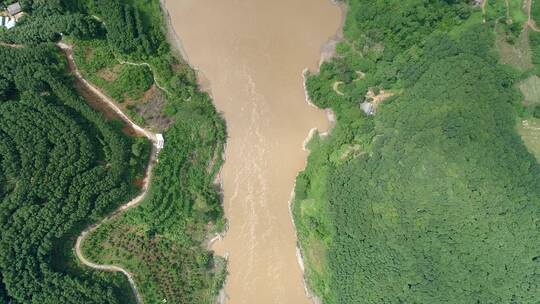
[58,42,157,141]
[58,42,162,304]
[74,149,156,304]
[332,81,345,96]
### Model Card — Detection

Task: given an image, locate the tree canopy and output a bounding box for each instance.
[294,1,540,303]
[0,44,144,304]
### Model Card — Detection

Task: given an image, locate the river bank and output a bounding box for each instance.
[159,0,216,95]
[295,4,345,301]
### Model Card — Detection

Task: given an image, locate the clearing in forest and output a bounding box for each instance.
[518,118,540,159]
[520,75,540,105]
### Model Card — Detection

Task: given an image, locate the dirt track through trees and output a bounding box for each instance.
[59,42,163,304]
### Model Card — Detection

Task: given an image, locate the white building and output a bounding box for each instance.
[0,16,15,29]
[156,134,164,150]
[360,101,374,115]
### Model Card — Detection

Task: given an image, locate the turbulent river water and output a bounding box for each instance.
[164,1,341,303]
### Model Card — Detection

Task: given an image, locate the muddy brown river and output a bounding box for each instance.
[164,1,341,303]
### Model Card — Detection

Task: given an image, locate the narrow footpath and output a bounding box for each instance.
[58,42,162,304]
[117,59,171,95]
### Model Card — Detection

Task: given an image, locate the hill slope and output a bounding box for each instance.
[294,1,540,303]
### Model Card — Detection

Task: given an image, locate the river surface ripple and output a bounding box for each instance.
[165,1,341,303]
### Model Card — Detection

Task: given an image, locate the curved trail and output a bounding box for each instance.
[117,60,171,95]
[58,42,162,304]
[332,81,345,96]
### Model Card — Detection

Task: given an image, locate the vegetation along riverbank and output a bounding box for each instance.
[294,0,540,303]
[0,0,226,303]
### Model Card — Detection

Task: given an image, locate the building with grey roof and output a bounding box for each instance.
[7,2,21,16]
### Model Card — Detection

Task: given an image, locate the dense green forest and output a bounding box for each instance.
[0,43,144,303]
[533,0,540,24]
[294,0,540,303]
[0,0,226,303]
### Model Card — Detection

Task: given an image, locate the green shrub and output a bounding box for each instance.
[533,105,540,118]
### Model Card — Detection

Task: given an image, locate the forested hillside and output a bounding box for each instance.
[294,0,540,303]
[0,44,144,303]
[75,1,227,302]
[0,0,226,303]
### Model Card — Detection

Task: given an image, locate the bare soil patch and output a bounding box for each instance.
[128,85,173,132]
[496,29,534,70]
[366,89,394,111]
[97,65,120,82]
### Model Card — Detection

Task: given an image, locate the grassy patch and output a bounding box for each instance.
[509,0,528,24]
[496,27,533,69]
[74,40,154,103]
[518,118,540,159]
[519,75,540,105]
[485,0,527,42]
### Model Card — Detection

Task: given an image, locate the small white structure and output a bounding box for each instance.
[156,134,164,150]
[360,101,374,115]
[0,16,15,29]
